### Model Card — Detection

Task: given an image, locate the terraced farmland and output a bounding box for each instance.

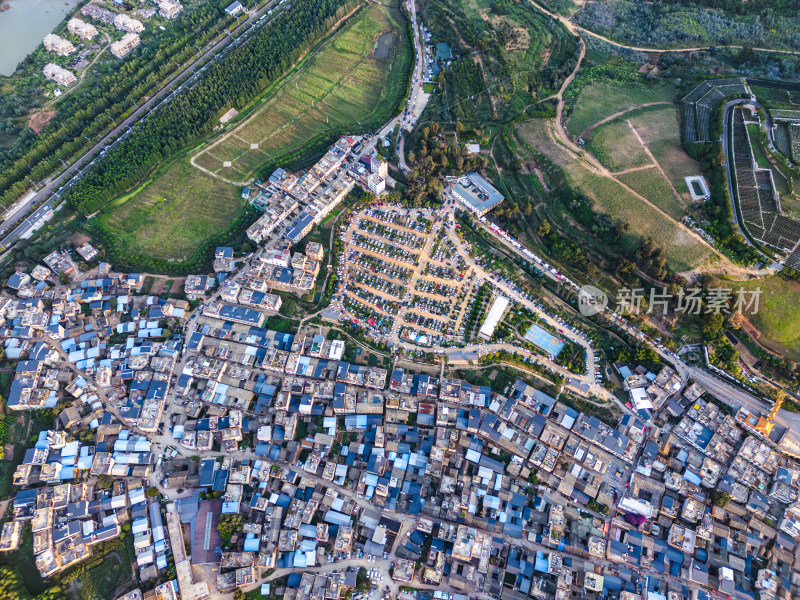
[516,119,711,271]
[193,1,411,182]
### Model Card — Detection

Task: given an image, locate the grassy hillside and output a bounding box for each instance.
[93,0,412,269]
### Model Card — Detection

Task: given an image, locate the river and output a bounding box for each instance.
[0,0,79,76]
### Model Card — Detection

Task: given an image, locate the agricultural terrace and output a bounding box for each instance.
[95,161,244,264]
[515,118,712,272]
[745,114,800,220]
[192,0,411,182]
[723,275,800,362]
[421,0,578,124]
[337,207,477,345]
[565,82,677,138]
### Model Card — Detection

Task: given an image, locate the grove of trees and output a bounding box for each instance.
[0,4,230,206]
[64,0,355,217]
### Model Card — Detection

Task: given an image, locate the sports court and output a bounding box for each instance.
[523,323,565,356]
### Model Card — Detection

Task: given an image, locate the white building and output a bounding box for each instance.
[158,0,183,19]
[43,34,75,56]
[367,173,385,195]
[110,33,141,59]
[113,14,145,33]
[370,155,388,178]
[43,63,77,87]
[478,296,509,339]
[67,18,98,40]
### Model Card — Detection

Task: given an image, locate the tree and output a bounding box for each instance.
[97,474,113,490]
[217,513,244,544]
[728,312,745,329]
[710,489,732,507]
[537,219,551,237]
[146,487,160,497]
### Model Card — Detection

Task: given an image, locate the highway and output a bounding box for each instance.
[0,0,285,255]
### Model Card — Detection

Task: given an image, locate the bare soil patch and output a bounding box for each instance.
[28,109,55,134]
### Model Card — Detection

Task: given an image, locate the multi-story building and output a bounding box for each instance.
[43,34,75,56]
[43,64,77,87]
[367,173,385,195]
[67,18,98,40]
[110,33,141,59]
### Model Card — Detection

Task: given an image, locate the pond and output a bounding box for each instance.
[0,0,79,76]
[374,31,393,59]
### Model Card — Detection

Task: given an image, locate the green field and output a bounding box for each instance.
[618,168,685,220]
[567,164,705,270]
[586,120,651,172]
[730,275,800,361]
[516,119,710,271]
[565,82,677,138]
[94,0,411,266]
[193,1,409,181]
[626,106,700,198]
[97,161,244,262]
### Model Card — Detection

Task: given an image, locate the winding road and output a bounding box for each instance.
[527,0,800,57]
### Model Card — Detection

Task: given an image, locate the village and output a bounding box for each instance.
[0,135,796,600]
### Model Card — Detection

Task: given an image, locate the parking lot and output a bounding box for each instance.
[335,206,477,345]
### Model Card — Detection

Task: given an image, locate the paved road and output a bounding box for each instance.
[0,0,284,255]
[396,0,430,173]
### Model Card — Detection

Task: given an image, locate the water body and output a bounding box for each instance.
[0,0,79,76]
[374,31,393,59]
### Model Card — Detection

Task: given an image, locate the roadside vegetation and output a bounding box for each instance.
[63,0,356,217]
[82,0,412,272]
[0,3,233,207]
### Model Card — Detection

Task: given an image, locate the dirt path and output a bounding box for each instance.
[189,3,366,186]
[547,109,720,266]
[626,119,687,209]
[576,101,672,140]
[527,0,800,57]
[613,164,656,176]
[474,53,498,116]
[532,27,748,277]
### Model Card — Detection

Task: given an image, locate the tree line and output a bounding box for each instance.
[0,4,229,206]
[64,0,355,216]
[0,566,66,600]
